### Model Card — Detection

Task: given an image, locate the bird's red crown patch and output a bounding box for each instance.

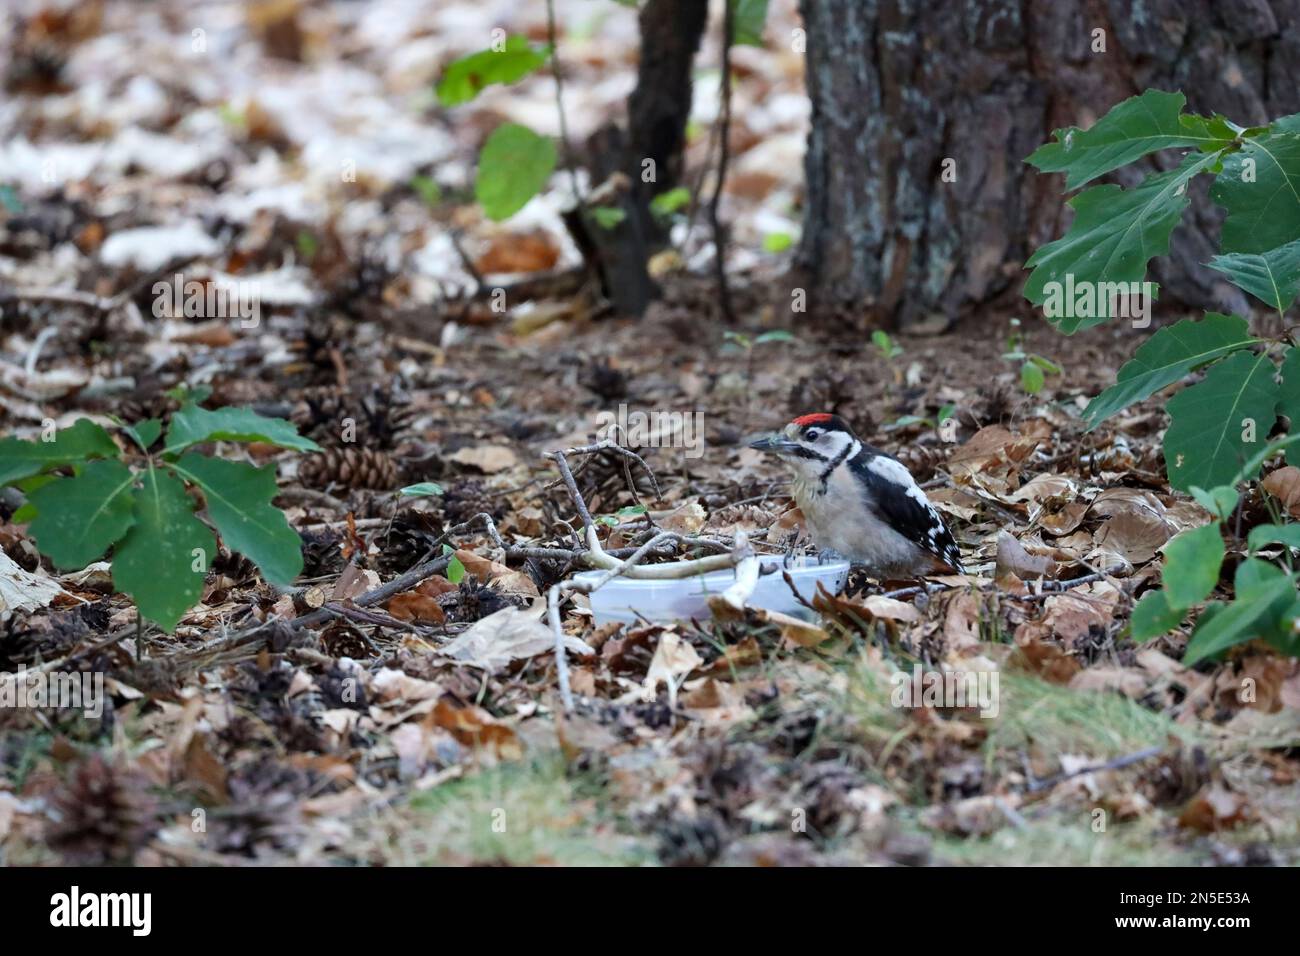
[791,413,834,426]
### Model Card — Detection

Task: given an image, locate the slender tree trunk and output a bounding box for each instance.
[795,0,1300,331]
[577,0,708,317]
[626,0,709,236]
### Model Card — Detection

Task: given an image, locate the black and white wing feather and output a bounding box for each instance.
[849,449,964,573]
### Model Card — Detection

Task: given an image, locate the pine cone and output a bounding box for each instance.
[298,447,399,490]
[291,385,349,436]
[300,527,345,577]
[46,755,157,865]
[292,384,413,450]
[979,382,1017,425]
[442,575,514,624]
[211,547,258,584]
[579,357,628,401]
[443,479,505,526]
[209,756,308,856]
[376,511,444,574]
[325,247,395,318]
[294,315,353,382]
[354,385,415,449]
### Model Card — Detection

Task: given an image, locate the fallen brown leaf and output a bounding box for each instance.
[1262,466,1300,517]
[448,445,518,473]
[1178,784,1250,832]
[386,591,446,624]
[441,605,594,672]
[431,699,522,760]
[475,230,560,274]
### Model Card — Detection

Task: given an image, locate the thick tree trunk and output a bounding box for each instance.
[795,0,1300,331]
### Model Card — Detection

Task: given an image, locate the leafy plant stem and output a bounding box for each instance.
[544,0,582,206]
[708,0,736,325]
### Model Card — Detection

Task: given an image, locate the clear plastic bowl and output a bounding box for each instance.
[575,557,850,626]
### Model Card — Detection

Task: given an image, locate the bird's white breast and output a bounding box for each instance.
[792,465,927,573]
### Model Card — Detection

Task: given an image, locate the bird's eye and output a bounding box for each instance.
[805,428,821,441]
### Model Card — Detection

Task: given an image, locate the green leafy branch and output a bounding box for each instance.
[1024,92,1300,493]
[435,35,557,221]
[1025,90,1300,656]
[437,0,774,225]
[1131,476,1300,664]
[1002,319,1062,395]
[1,404,319,631]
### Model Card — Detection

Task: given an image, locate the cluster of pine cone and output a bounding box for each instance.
[292,384,414,491]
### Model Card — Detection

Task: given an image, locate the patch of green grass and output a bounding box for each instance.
[838,650,910,744]
[926,814,1195,866]
[986,672,1196,765]
[823,651,1202,769]
[0,727,54,791]
[390,755,652,866]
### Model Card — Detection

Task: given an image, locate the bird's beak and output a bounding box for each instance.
[748,433,800,455]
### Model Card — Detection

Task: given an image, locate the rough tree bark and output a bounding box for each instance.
[795,0,1300,331]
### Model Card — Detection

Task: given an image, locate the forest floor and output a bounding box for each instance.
[2,0,1299,866]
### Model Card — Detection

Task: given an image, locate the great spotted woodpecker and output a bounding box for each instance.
[749,413,964,578]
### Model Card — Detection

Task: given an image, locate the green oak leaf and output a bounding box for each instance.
[1025,151,1220,333]
[0,419,119,485]
[1182,562,1297,665]
[730,0,770,46]
[27,459,136,569]
[1081,313,1257,430]
[1211,131,1300,254]
[763,232,793,253]
[112,466,215,632]
[1163,349,1279,491]
[1206,238,1300,312]
[650,187,691,217]
[1020,361,1044,394]
[1263,594,1300,656]
[11,474,56,522]
[589,206,625,230]
[1026,90,1231,190]
[1130,589,1185,641]
[164,403,320,455]
[399,482,444,497]
[475,123,557,221]
[1160,523,1225,611]
[165,383,212,405]
[436,37,550,107]
[1237,555,1286,596]
[1189,485,1239,522]
[123,418,162,452]
[171,454,302,587]
[1246,523,1300,551]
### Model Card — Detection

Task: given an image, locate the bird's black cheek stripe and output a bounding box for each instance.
[789,448,827,462]
[817,442,855,489]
